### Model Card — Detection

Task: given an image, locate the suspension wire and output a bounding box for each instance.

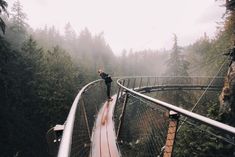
[117,74,233,156]
[188,48,233,75]
[181,118,235,146]
[177,53,231,132]
[191,52,231,112]
[189,53,226,75]
[193,53,223,67]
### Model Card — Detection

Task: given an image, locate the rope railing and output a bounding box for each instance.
[115,76,235,157]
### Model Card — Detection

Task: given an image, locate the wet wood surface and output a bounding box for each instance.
[90,96,120,157]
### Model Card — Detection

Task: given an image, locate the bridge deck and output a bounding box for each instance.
[90,95,120,157]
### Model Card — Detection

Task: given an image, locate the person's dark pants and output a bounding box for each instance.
[106,82,111,99]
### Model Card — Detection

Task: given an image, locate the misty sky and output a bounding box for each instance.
[7,0,225,54]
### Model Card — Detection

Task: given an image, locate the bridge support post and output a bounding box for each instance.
[163,111,179,157]
[117,93,129,138]
[81,98,91,139]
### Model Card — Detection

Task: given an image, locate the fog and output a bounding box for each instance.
[1,1,232,156]
[2,0,227,77]
[7,0,225,55]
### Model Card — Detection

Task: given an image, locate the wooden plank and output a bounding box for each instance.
[101,102,109,125]
[100,102,111,157]
[90,104,103,157]
[90,95,120,157]
[106,96,120,157]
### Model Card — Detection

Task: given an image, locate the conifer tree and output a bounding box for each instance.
[165,34,190,77]
[0,0,8,34]
[11,0,28,33]
[6,0,28,49]
[162,34,192,109]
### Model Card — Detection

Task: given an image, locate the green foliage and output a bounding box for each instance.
[4,0,28,50]
[0,34,82,156]
[173,10,235,156]
[173,92,234,157]
[1,1,235,157]
[160,34,192,109]
[187,32,230,77]
[165,34,190,76]
[117,49,168,76]
[0,36,49,156]
[10,0,28,33]
[0,0,8,34]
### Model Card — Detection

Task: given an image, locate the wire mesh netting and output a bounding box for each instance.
[68,77,119,157]
[174,117,235,157]
[61,76,234,157]
[114,92,169,157]
[69,80,108,157]
[114,76,234,157]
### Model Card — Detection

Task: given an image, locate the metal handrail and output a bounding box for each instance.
[57,76,232,157]
[57,79,102,157]
[115,75,225,79]
[117,77,235,135]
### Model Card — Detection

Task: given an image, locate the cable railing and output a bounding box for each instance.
[57,76,119,157]
[57,76,235,157]
[114,76,235,157]
[57,79,108,157]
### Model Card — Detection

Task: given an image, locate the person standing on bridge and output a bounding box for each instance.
[98,69,113,101]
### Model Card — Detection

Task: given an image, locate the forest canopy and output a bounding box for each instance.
[0,0,234,157]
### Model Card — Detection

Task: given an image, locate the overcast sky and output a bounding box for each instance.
[7,0,226,54]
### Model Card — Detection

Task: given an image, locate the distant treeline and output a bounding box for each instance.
[0,1,234,157]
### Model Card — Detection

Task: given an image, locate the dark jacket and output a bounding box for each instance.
[100,72,112,84]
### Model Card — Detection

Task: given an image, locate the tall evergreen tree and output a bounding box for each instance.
[64,22,76,42]
[10,0,28,33]
[0,0,8,34]
[162,34,192,109]
[165,34,190,76]
[6,0,28,49]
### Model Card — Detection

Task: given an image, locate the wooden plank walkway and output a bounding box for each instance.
[90,95,120,157]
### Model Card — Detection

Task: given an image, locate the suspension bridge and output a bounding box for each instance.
[50,76,235,157]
